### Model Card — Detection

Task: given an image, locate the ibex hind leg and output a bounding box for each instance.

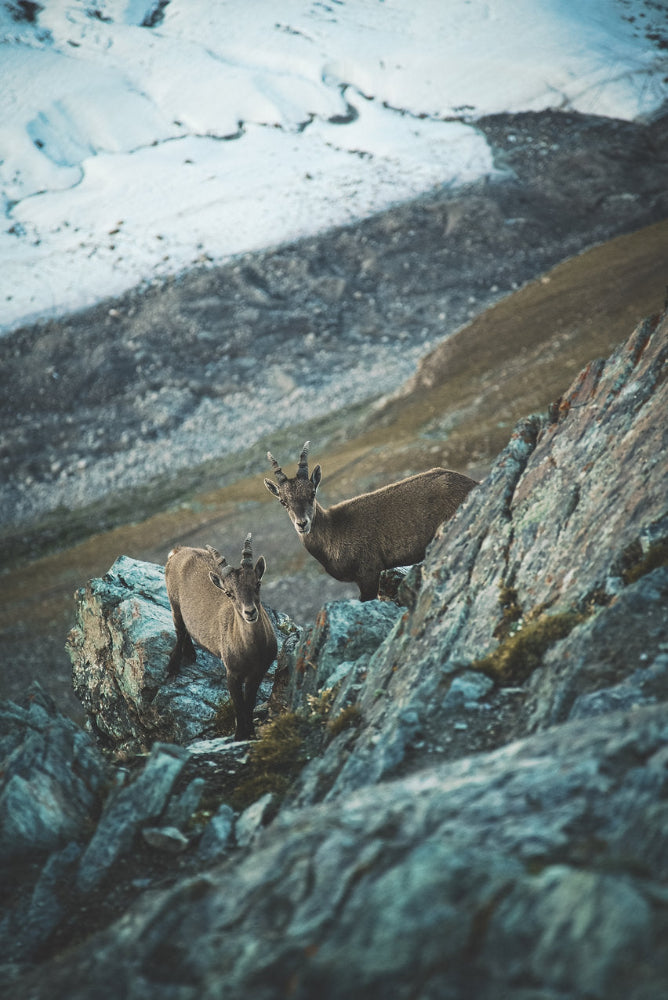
[167,635,196,675]
[167,606,197,675]
[358,575,381,602]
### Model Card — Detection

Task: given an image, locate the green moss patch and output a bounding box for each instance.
[620,537,668,585]
[327,704,362,737]
[493,582,523,641]
[472,609,586,686]
[228,712,318,811]
[213,698,237,737]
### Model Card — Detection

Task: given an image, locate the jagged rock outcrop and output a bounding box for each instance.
[286,312,668,803]
[0,693,292,969]
[2,313,667,997]
[273,597,402,712]
[0,685,109,963]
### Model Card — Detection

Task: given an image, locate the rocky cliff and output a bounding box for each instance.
[1,311,666,999]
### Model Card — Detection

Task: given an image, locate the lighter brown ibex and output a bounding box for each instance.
[165,534,277,740]
[264,442,477,601]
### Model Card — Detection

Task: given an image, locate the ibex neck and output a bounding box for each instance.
[304,500,334,550]
[311,498,329,529]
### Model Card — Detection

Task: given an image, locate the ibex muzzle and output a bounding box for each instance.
[265,441,477,601]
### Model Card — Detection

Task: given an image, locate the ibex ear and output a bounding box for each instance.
[254,556,266,581]
[264,478,280,498]
[210,566,234,590]
[311,465,322,491]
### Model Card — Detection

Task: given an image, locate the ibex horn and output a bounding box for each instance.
[267,451,288,484]
[297,440,310,480]
[241,532,253,567]
[205,544,227,568]
[207,544,234,579]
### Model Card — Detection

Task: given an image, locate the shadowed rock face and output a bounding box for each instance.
[2,313,667,998]
[0,685,108,866]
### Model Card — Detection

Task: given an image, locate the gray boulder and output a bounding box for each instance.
[275,597,402,711]
[197,801,235,861]
[68,555,299,754]
[0,683,108,863]
[76,741,190,893]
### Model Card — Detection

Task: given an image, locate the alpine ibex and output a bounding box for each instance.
[165,534,277,740]
[264,442,477,601]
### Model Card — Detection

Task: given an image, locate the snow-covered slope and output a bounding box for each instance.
[1,0,667,333]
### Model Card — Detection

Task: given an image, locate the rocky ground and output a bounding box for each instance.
[1,310,666,998]
[1,107,668,719]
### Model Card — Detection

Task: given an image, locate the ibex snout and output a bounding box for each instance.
[242,604,259,623]
[294,513,312,535]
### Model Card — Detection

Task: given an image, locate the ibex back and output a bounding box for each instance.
[165,533,277,740]
[265,442,477,601]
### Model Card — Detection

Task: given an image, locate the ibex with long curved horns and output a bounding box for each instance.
[265,442,477,601]
[165,533,277,740]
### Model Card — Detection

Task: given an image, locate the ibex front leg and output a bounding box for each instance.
[241,672,264,740]
[227,672,252,741]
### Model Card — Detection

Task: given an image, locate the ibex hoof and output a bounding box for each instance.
[166,653,182,676]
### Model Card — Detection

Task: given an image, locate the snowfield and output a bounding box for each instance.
[1,0,667,333]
